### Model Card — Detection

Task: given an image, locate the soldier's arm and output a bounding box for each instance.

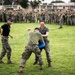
[39,33,44,43]
[9,35,13,38]
[0,27,4,38]
[42,32,49,37]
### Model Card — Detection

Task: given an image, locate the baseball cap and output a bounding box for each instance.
[7,18,13,22]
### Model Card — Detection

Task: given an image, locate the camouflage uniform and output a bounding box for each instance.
[0,22,13,64]
[58,13,63,29]
[0,36,11,60]
[19,31,43,68]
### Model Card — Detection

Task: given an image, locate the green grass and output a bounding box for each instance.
[0,23,75,75]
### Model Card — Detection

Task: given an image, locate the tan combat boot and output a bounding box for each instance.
[18,67,24,73]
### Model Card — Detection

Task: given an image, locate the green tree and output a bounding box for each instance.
[14,0,44,8]
[71,0,75,2]
[30,0,44,9]
[18,0,29,8]
[13,0,29,8]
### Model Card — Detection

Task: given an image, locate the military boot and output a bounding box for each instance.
[33,61,38,65]
[40,65,43,70]
[0,60,4,63]
[0,58,4,64]
[18,67,24,73]
[58,27,62,29]
[7,59,13,64]
[48,62,52,67]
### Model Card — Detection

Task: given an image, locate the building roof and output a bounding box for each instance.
[51,0,65,3]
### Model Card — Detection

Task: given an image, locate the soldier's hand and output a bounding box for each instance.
[9,35,13,39]
[10,36,13,39]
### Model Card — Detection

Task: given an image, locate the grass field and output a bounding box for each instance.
[0,23,75,75]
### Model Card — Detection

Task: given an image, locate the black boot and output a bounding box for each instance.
[0,58,4,64]
[7,59,13,64]
[40,65,43,70]
[33,61,37,65]
[48,62,52,67]
[58,27,62,29]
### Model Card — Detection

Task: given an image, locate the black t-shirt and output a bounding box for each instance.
[1,24,10,36]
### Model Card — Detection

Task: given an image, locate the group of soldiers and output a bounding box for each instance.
[0,9,75,25]
[0,9,25,23]
[36,9,75,26]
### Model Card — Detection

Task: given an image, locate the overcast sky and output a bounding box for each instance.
[42,0,70,3]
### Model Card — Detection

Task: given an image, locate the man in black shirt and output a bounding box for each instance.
[0,18,13,64]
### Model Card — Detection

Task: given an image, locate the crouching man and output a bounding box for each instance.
[18,28,44,73]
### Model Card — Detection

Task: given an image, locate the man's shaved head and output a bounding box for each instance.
[40,22,45,28]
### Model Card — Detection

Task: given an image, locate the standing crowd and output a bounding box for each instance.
[0,9,75,26]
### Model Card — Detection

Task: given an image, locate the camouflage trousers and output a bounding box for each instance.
[59,19,63,28]
[0,36,11,60]
[35,41,52,64]
[20,45,43,68]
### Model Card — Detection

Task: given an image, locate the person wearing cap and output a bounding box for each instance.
[18,27,44,73]
[33,22,52,67]
[0,18,13,64]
